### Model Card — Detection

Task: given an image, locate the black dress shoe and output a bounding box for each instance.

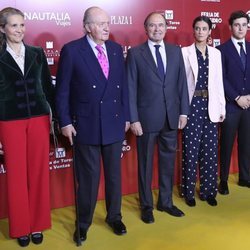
[141,209,155,224]
[157,205,185,217]
[17,235,30,247]
[218,181,229,195]
[206,196,217,206]
[107,220,127,235]
[185,198,196,207]
[31,232,43,244]
[73,228,87,243]
[238,179,250,188]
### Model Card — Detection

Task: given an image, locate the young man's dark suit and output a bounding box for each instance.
[56,35,130,231]
[217,39,250,186]
[127,41,189,212]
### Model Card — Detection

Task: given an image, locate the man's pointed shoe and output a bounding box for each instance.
[141,209,155,223]
[218,181,229,195]
[73,228,87,243]
[107,220,127,235]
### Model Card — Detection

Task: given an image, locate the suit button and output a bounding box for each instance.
[114,99,117,103]
[115,114,118,117]
[92,85,96,88]
[100,101,103,104]
[117,85,120,88]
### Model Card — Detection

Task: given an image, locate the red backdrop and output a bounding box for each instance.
[0,0,249,219]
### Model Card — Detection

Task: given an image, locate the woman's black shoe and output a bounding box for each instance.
[206,196,217,206]
[31,232,43,244]
[185,198,196,207]
[17,235,30,247]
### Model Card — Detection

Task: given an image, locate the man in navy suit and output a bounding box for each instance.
[126,12,189,224]
[55,6,130,243]
[217,10,250,195]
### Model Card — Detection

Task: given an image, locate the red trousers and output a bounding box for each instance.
[0,116,51,238]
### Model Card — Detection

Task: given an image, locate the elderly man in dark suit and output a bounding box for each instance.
[126,12,189,224]
[55,6,130,243]
[217,10,250,195]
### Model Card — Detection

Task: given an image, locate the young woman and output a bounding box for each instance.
[181,16,226,207]
[0,7,54,247]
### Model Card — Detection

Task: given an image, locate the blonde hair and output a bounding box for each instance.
[0,7,24,50]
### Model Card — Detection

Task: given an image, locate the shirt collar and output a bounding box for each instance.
[86,35,107,53]
[231,36,245,48]
[6,42,25,58]
[195,45,208,56]
[148,39,165,49]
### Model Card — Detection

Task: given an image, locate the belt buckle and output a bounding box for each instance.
[201,90,208,98]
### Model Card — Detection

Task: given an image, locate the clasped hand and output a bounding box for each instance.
[236,95,250,110]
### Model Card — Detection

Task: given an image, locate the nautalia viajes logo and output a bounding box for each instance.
[24,12,71,26]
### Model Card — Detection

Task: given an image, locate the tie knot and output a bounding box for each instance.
[238,42,244,47]
[96,45,103,53]
[154,44,161,50]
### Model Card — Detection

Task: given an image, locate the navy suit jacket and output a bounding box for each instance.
[217,39,250,113]
[126,42,189,132]
[56,36,130,145]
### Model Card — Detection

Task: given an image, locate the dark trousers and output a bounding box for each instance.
[220,110,250,182]
[75,141,123,230]
[137,120,177,211]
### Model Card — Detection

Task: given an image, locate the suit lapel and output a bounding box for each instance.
[106,41,117,80]
[187,44,199,85]
[228,40,245,72]
[164,43,177,84]
[0,50,23,76]
[79,36,108,83]
[24,45,37,78]
[246,41,250,73]
[140,42,160,80]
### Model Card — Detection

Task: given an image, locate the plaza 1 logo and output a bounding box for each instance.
[0,164,6,174]
[24,12,71,27]
[247,10,250,29]
[110,15,133,25]
[44,41,60,65]
[201,11,222,29]
[164,10,181,30]
[121,139,131,158]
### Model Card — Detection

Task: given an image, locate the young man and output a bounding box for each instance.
[217,10,250,195]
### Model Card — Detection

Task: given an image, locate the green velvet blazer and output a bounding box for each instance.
[0,44,54,121]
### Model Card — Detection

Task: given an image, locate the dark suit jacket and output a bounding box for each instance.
[0,45,54,121]
[126,42,189,132]
[217,39,250,113]
[56,36,130,145]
